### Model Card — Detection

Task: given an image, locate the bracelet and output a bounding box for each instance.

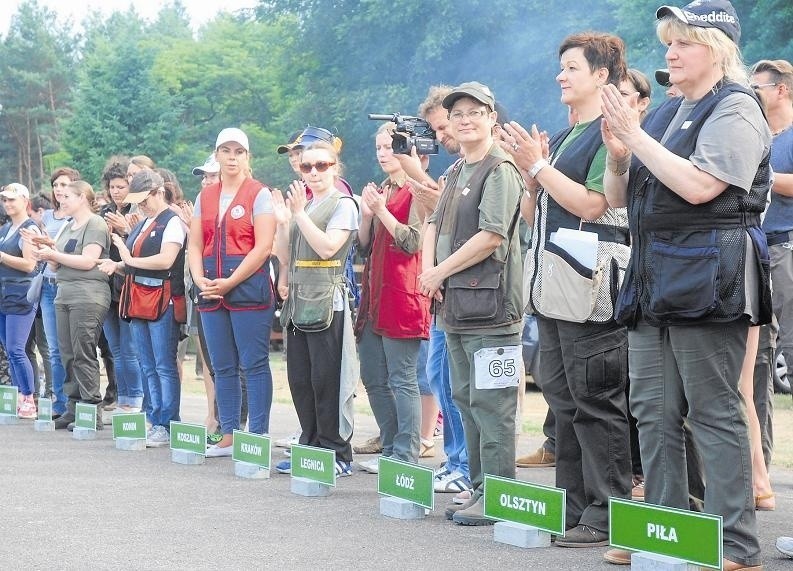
[607,153,632,176]
[528,159,549,179]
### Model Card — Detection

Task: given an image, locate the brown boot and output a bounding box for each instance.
[516,446,555,468]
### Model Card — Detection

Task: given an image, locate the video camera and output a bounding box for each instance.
[368,113,438,155]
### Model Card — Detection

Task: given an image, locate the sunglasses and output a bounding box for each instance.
[299,161,336,174]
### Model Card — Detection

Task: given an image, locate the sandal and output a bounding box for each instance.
[755,492,775,511]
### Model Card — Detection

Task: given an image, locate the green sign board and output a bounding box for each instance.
[232,430,271,468]
[0,386,18,416]
[38,398,53,421]
[75,402,97,430]
[377,457,434,510]
[609,498,722,569]
[483,474,566,534]
[169,422,207,455]
[112,412,147,440]
[291,444,336,486]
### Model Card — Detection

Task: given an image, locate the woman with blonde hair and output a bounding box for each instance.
[34,180,111,430]
[601,2,769,568]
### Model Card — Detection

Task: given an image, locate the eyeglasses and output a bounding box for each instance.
[448,109,489,122]
[751,82,778,90]
[299,161,336,174]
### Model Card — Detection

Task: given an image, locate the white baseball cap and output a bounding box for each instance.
[215,128,249,152]
[192,153,220,176]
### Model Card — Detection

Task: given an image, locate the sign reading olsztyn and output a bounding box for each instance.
[232,430,271,469]
[291,444,335,487]
[0,386,18,416]
[483,474,566,534]
[378,457,434,510]
[75,402,97,430]
[112,412,146,439]
[169,421,207,455]
[609,498,722,569]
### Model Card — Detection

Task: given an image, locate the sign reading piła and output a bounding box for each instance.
[609,498,722,569]
[291,444,335,486]
[0,386,18,416]
[112,412,147,439]
[378,457,434,510]
[232,430,271,469]
[75,402,97,430]
[483,474,566,534]
[169,422,207,455]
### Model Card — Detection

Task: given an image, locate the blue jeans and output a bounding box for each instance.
[103,305,144,408]
[201,305,274,435]
[130,306,181,428]
[40,280,67,414]
[416,340,431,395]
[427,321,469,478]
[0,306,37,396]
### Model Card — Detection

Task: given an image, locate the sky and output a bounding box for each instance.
[0,0,260,37]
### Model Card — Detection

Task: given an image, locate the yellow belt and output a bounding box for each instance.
[295,259,342,268]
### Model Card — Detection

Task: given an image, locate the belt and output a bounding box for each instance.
[294,260,342,268]
[43,277,58,285]
[766,230,793,247]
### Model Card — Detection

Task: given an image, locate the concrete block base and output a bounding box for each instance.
[631,552,696,570]
[235,461,270,479]
[0,415,19,425]
[379,497,426,520]
[72,427,96,440]
[291,476,331,497]
[116,438,146,451]
[33,420,55,432]
[171,449,205,465]
[494,521,551,548]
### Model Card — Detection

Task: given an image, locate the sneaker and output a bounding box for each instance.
[445,494,477,520]
[275,460,291,474]
[284,447,291,457]
[357,458,379,474]
[54,414,75,430]
[777,536,793,558]
[434,411,443,438]
[453,489,472,505]
[419,439,436,458]
[433,464,451,479]
[274,432,300,448]
[452,496,494,526]
[434,470,472,493]
[102,401,117,411]
[113,406,141,415]
[17,397,37,420]
[205,444,233,458]
[146,426,170,448]
[555,524,609,548]
[206,431,223,446]
[335,461,353,477]
[353,435,383,455]
[516,446,555,468]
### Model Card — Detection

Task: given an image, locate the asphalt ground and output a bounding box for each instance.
[2,395,793,570]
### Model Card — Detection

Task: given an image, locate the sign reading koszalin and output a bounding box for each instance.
[483,474,566,534]
[169,422,207,455]
[291,444,335,486]
[609,498,722,569]
[232,430,271,469]
[378,457,434,510]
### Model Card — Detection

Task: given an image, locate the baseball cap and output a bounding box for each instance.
[656,0,741,44]
[442,81,496,110]
[215,127,249,152]
[277,130,303,154]
[124,170,164,204]
[0,183,30,200]
[192,153,220,176]
[655,69,671,87]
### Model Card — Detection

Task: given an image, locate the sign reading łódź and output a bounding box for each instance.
[483,474,565,534]
[378,457,434,510]
[609,498,722,569]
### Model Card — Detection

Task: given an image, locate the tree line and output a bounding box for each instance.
[1,0,789,198]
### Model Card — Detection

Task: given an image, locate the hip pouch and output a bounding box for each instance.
[291,282,335,332]
[537,241,601,323]
[445,263,503,323]
[120,275,171,321]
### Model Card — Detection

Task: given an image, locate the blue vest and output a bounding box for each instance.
[0,218,37,314]
[617,81,772,327]
[125,209,185,297]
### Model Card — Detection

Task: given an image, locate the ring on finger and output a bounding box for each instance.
[512,143,519,152]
